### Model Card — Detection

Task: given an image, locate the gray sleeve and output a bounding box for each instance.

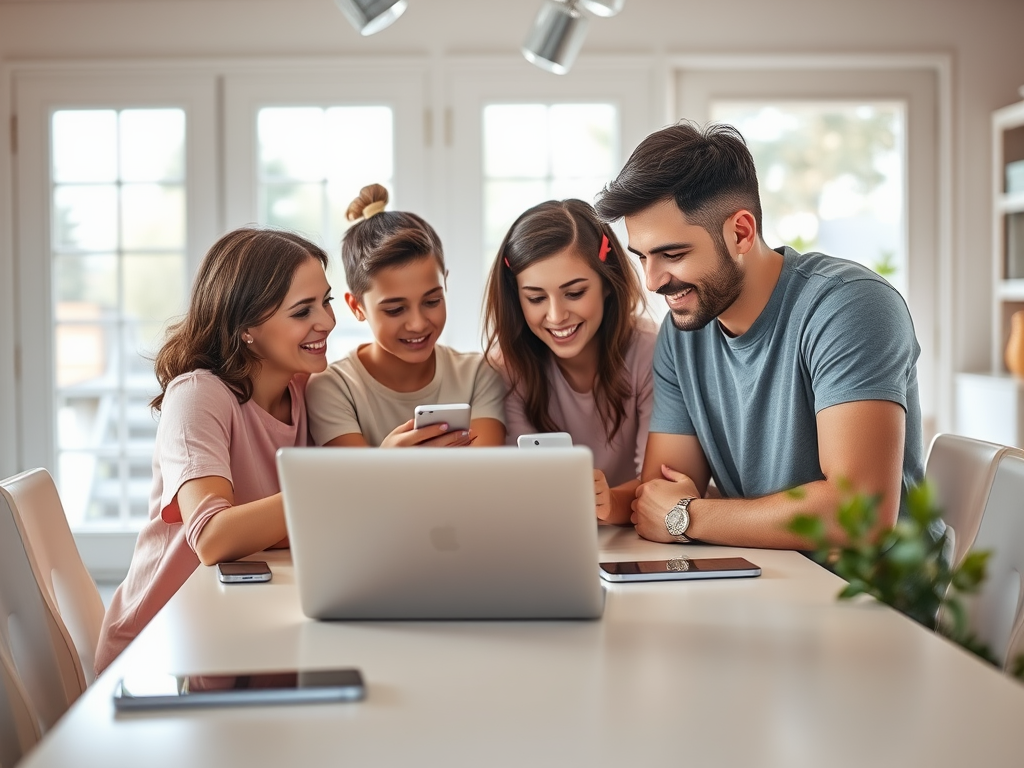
[802,277,920,413]
[648,320,696,435]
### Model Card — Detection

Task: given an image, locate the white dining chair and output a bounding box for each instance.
[0,469,105,691]
[0,484,81,734]
[960,450,1024,673]
[923,433,1024,567]
[0,640,41,768]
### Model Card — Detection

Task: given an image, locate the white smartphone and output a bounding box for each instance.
[217,561,272,583]
[517,432,573,448]
[599,557,761,582]
[413,403,472,432]
[113,668,365,711]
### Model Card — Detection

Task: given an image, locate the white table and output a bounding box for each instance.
[21,528,1024,767]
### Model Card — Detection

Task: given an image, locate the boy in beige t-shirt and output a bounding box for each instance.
[307,183,506,448]
[308,344,505,446]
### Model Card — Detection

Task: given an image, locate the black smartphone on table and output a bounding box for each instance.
[113,668,365,710]
[217,561,272,583]
[599,557,761,582]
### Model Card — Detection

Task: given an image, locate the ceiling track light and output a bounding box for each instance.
[579,0,624,17]
[335,0,408,36]
[522,0,624,75]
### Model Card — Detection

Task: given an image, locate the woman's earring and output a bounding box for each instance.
[243,334,254,345]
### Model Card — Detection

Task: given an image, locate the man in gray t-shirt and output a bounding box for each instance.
[595,121,923,549]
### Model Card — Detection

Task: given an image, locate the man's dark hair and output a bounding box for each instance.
[595,121,763,248]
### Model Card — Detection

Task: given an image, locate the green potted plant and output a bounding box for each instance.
[787,482,1013,673]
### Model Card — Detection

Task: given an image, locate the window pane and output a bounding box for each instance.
[255,105,394,360]
[51,107,188,530]
[260,181,324,236]
[55,254,117,311]
[55,320,109,388]
[325,107,394,185]
[52,110,117,183]
[482,102,619,267]
[484,180,548,252]
[57,395,104,451]
[549,104,617,178]
[123,253,187,333]
[122,183,186,250]
[258,107,326,181]
[710,101,906,294]
[53,184,118,251]
[120,110,185,182]
[550,176,610,205]
[483,104,548,178]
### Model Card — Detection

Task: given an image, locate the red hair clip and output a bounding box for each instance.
[598,233,611,263]
[504,257,511,268]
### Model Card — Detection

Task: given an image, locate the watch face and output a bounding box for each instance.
[665,505,689,536]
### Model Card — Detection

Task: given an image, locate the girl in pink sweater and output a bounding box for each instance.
[483,199,656,526]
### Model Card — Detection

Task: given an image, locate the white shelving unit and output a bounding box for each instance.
[956,90,1024,447]
[991,94,1024,371]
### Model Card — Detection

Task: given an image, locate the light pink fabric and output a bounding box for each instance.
[499,318,658,487]
[94,370,310,674]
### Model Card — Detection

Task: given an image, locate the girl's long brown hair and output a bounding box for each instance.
[483,199,645,442]
[151,227,329,411]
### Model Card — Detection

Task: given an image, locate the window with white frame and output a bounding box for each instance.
[255,105,395,358]
[674,62,941,429]
[51,108,188,527]
[444,59,654,352]
[482,103,618,267]
[710,100,907,296]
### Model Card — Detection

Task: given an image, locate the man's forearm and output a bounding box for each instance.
[683,479,896,550]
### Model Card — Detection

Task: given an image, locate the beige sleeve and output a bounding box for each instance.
[470,358,509,425]
[304,366,364,445]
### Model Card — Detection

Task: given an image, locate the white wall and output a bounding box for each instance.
[1,0,1023,474]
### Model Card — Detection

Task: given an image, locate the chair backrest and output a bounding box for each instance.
[924,433,1021,567]
[0,640,41,768]
[0,469,105,689]
[0,486,81,734]
[963,451,1024,672]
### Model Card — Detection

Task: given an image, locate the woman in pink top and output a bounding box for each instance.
[95,228,337,674]
[483,199,655,525]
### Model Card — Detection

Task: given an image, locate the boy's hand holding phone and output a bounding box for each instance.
[380,419,474,448]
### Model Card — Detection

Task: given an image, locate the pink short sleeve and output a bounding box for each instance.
[156,373,236,521]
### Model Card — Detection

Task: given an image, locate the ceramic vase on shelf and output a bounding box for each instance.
[1006,310,1024,377]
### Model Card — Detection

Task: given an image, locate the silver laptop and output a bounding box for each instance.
[277,446,604,620]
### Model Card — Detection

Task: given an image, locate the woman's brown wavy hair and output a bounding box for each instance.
[150,227,329,411]
[483,199,645,442]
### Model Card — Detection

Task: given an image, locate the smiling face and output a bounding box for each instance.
[516,248,607,362]
[625,198,744,331]
[245,255,337,380]
[348,254,447,366]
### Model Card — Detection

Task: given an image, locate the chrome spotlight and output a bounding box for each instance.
[335,0,408,36]
[579,0,624,17]
[522,0,589,76]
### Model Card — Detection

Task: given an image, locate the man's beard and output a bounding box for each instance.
[657,245,744,332]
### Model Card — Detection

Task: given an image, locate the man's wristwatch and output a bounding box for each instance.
[665,497,695,543]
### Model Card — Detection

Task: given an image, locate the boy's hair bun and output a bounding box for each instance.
[347,183,389,222]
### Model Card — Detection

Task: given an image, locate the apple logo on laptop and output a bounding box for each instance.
[430,525,460,552]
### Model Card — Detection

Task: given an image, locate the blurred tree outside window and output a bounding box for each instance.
[710,101,906,296]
